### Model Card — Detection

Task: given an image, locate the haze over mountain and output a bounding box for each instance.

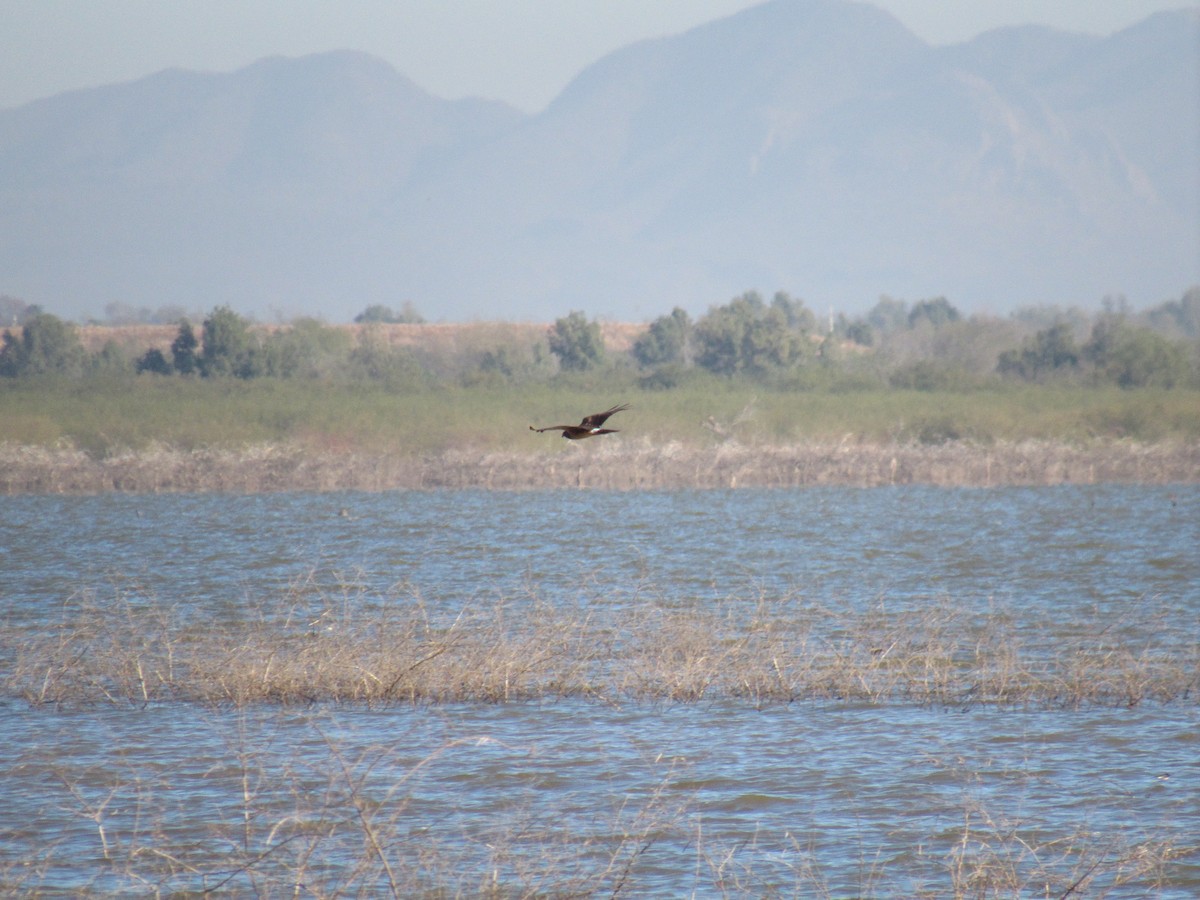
[1,0,1196,323]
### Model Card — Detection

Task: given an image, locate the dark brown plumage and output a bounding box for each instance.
[529,403,631,440]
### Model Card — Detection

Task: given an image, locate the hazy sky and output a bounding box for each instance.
[1,1,1192,113]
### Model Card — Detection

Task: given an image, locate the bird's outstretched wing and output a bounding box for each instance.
[578,403,630,430]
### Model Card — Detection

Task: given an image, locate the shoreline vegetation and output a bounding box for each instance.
[5,527,1194,894]
[3,302,1199,494]
[2,438,1198,494]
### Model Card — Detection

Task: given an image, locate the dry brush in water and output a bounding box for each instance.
[5,582,1196,710]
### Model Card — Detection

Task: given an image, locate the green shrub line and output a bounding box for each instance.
[4,287,1199,490]
[3,289,1199,389]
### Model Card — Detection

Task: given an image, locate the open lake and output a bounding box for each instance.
[2,485,1197,896]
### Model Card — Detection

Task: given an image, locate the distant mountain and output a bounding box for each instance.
[0,50,525,319]
[1,1,1196,322]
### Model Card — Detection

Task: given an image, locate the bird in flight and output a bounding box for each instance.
[530,403,631,440]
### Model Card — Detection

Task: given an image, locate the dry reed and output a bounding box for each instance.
[2,438,1199,494]
[3,583,1194,896]
[4,587,1195,710]
[0,710,1186,897]
[0,727,688,897]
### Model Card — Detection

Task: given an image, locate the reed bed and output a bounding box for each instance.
[3,377,1199,491]
[2,437,1199,494]
[3,585,1194,895]
[5,587,1196,710]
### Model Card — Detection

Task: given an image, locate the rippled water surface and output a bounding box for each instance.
[2,485,1198,896]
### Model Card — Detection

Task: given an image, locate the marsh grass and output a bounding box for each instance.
[0,725,688,897]
[3,377,1198,492]
[2,579,1195,896]
[0,711,1186,898]
[935,805,1175,900]
[5,582,1196,710]
[2,378,1197,460]
[689,814,1183,899]
[3,437,1199,493]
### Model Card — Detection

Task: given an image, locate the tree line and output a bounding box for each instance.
[1,288,1197,390]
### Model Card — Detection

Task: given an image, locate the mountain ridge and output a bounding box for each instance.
[0,1,1196,321]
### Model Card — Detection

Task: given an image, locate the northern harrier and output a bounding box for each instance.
[530,403,630,440]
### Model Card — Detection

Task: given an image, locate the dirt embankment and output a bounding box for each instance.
[2,440,1196,494]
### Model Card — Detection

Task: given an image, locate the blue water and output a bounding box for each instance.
[1,485,1197,896]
